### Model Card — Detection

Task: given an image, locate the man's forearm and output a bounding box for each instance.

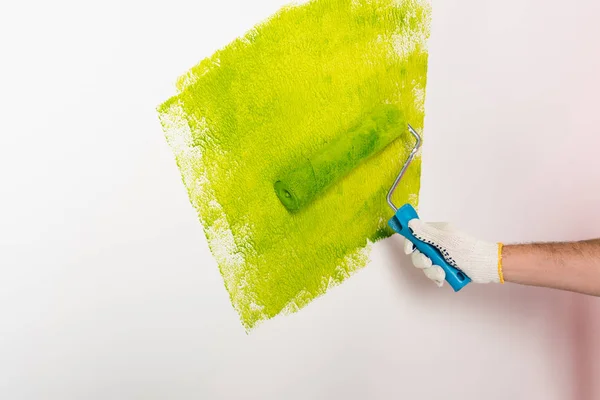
[502,239,600,296]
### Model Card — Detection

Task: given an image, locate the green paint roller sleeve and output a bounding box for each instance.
[274,104,406,212]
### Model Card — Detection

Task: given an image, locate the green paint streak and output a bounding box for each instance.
[158,0,431,329]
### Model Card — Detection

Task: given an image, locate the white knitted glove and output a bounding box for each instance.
[403,220,504,286]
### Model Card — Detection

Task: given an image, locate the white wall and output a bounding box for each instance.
[1,0,599,399]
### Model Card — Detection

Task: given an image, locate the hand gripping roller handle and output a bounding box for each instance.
[386,125,471,291]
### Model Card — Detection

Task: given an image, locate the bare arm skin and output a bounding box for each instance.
[503,240,600,296]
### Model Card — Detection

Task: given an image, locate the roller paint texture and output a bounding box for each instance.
[275,104,405,212]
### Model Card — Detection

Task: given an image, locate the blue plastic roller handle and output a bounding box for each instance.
[388,204,471,291]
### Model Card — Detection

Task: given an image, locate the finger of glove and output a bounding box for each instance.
[411,249,432,269]
[403,238,416,255]
[403,225,451,254]
[428,222,456,233]
[423,265,445,287]
[408,219,451,250]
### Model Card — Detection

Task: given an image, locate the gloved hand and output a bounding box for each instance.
[403,219,504,286]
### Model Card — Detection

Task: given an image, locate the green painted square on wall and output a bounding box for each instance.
[158,0,431,329]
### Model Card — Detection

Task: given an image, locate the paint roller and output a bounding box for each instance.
[274,105,472,291]
[274,104,405,212]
